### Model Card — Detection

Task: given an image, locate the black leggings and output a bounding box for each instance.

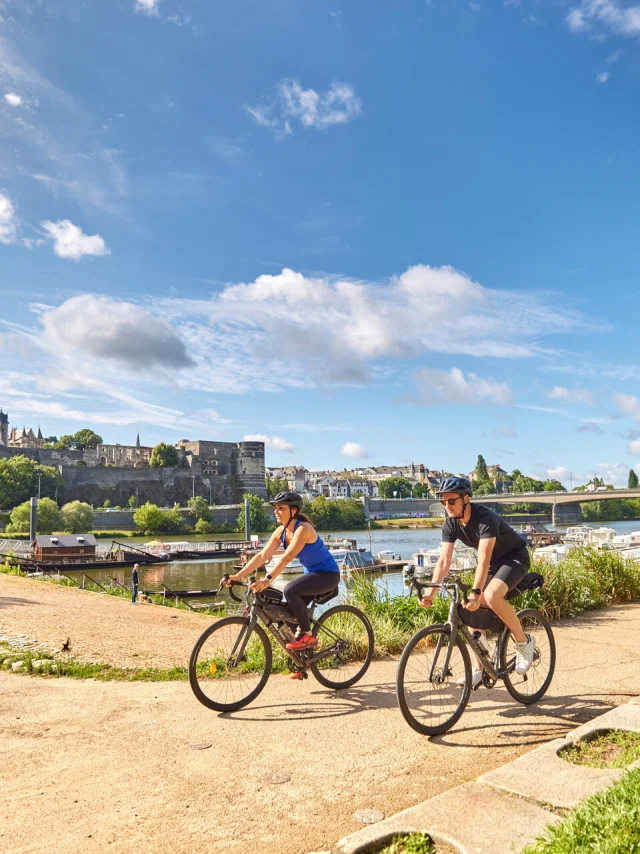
[284,572,339,633]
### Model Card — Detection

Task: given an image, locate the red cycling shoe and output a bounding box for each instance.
[286,633,318,651]
[290,670,306,680]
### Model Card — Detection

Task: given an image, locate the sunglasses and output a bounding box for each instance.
[440,497,463,507]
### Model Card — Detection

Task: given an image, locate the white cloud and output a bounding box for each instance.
[414,367,512,406]
[243,434,295,453]
[566,1,640,38]
[597,71,610,83]
[607,48,624,61]
[614,392,640,421]
[341,442,370,459]
[135,0,160,14]
[40,295,194,370]
[628,440,640,454]
[247,79,361,135]
[0,192,18,244]
[3,92,22,107]
[40,219,110,261]
[549,385,594,404]
[541,462,639,488]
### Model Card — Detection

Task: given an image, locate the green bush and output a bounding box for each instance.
[195,518,216,535]
[6,497,62,534]
[60,500,95,533]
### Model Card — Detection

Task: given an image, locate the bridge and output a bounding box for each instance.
[474,489,640,525]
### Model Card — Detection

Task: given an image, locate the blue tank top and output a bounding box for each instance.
[281,520,340,574]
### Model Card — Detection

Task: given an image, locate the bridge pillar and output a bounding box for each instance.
[552,502,583,527]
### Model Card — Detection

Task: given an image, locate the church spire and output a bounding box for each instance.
[136,432,141,448]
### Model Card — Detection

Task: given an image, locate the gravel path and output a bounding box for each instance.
[0,572,638,854]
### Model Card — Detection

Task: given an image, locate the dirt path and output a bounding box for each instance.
[1,589,638,854]
[0,573,215,668]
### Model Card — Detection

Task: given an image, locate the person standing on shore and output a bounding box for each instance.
[131,564,139,604]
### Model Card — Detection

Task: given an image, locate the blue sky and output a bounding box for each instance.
[1,0,640,485]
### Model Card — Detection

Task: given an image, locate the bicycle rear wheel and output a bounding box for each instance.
[189,616,272,712]
[309,605,374,689]
[499,609,555,704]
[396,624,471,736]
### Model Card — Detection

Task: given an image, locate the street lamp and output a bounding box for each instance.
[191,475,195,498]
[37,473,42,500]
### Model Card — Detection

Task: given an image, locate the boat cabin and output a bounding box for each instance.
[32,534,98,563]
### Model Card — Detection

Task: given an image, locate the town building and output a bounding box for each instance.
[97,434,153,468]
[0,409,7,446]
[8,425,44,449]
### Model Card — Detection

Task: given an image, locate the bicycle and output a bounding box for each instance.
[189,573,375,712]
[396,572,555,735]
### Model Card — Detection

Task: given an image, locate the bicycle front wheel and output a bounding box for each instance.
[188,616,272,712]
[310,605,374,689]
[396,624,472,736]
[499,609,555,705]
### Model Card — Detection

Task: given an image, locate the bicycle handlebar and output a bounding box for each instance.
[408,575,470,604]
[220,573,254,603]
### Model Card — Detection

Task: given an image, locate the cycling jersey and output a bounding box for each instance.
[442,503,527,562]
[280,519,340,574]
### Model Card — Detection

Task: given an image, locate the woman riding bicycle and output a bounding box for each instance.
[226,491,340,663]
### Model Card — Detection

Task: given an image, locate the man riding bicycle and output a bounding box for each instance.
[420,476,535,689]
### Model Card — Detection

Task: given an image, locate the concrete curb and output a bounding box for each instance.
[328,699,640,854]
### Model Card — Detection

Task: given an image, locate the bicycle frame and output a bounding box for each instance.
[414,579,519,685]
[225,577,346,673]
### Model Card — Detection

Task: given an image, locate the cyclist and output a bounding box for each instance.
[226,491,340,671]
[420,476,535,688]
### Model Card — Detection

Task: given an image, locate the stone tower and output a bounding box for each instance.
[0,409,8,446]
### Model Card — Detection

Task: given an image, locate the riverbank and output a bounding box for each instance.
[372,517,443,529]
[2,602,639,854]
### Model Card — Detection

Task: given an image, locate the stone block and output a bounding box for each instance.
[11,660,25,671]
[479,702,640,810]
[334,782,558,854]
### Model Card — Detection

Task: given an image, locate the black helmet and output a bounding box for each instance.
[436,476,473,497]
[268,491,303,508]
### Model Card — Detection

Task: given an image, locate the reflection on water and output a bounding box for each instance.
[81,520,640,607]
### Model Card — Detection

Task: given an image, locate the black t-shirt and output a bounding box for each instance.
[442,504,526,563]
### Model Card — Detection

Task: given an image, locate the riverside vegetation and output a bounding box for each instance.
[2,546,640,682]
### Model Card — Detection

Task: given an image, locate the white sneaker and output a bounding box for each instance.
[515,633,536,674]
[456,669,483,689]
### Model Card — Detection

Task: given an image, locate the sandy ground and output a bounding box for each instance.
[1,603,639,854]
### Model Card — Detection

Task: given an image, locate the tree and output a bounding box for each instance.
[187,496,211,521]
[544,480,566,492]
[195,519,216,535]
[378,477,412,498]
[629,470,639,489]
[128,495,137,508]
[266,473,289,498]
[54,435,74,450]
[7,498,61,534]
[0,456,64,511]
[60,501,95,533]
[134,503,167,535]
[102,499,111,508]
[71,429,103,450]
[149,443,179,468]
[412,482,429,498]
[236,493,272,534]
[474,455,489,482]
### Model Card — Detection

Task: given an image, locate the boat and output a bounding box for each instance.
[532,543,574,565]
[610,531,640,550]
[341,550,386,573]
[402,544,477,580]
[562,526,617,549]
[376,549,402,562]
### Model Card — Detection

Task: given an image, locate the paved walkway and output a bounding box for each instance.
[0,573,638,854]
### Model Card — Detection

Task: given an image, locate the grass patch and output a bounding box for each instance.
[0,642,188,682]
[523,768,640,854]
[560,730,640,769]
[377,834,436,854]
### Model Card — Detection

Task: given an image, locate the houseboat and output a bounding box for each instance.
[403,544,477,580]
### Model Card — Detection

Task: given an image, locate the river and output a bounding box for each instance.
[78,519,640,605]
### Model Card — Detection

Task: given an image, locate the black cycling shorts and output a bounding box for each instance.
[485,548,530,592]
